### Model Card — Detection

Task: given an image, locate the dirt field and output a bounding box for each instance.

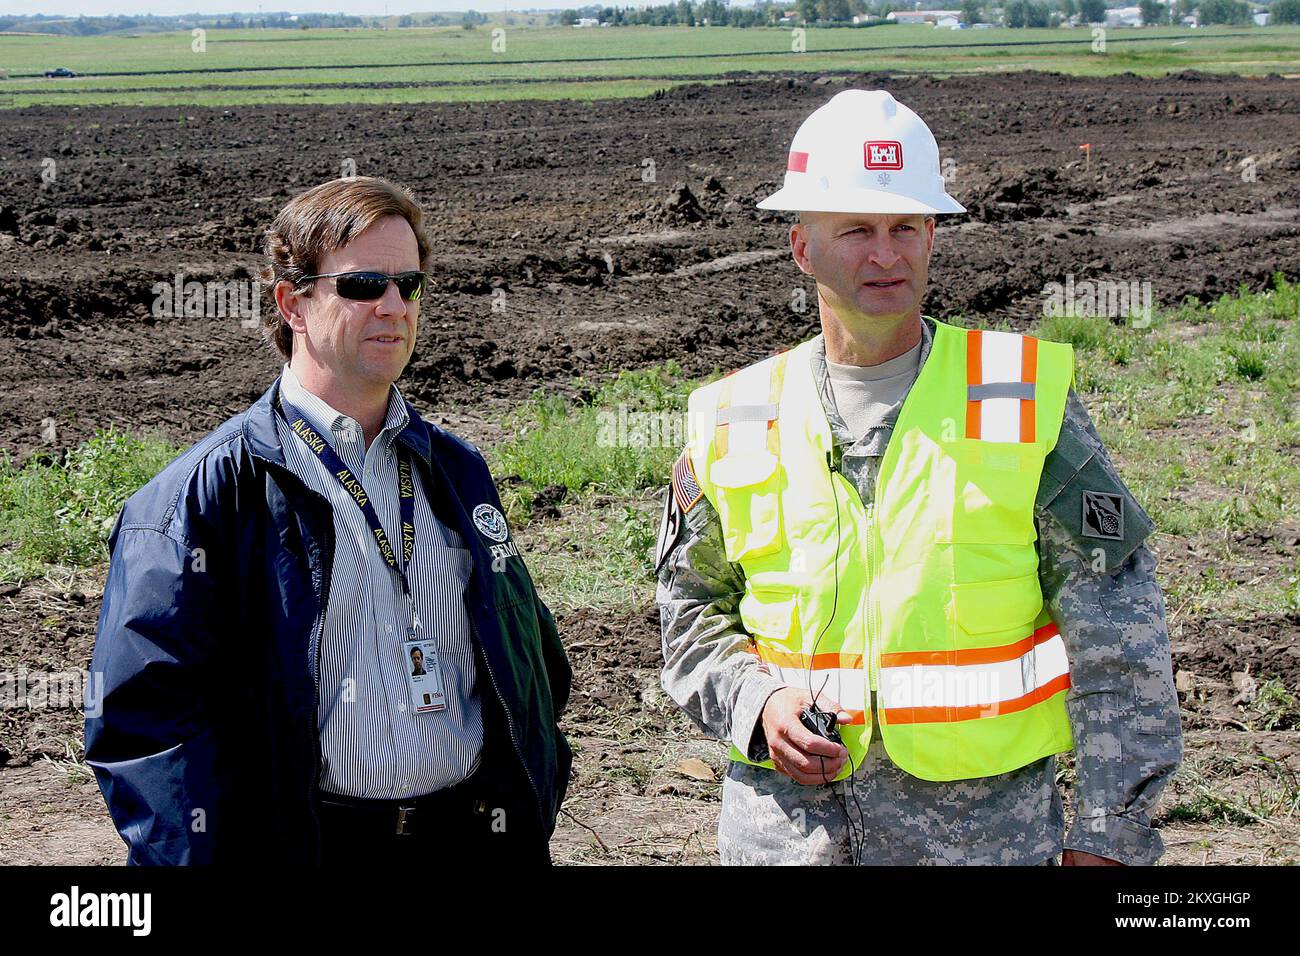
[1,70,1298,865]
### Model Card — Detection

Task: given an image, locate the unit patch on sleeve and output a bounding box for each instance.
[1081,489,1124,541]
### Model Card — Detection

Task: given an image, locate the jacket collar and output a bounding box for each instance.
[242,373,435,471]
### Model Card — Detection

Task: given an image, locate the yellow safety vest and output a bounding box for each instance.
[686,319,1076,781]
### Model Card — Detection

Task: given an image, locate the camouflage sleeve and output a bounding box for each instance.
[1035,390,1184,866]
[654,454,788,759]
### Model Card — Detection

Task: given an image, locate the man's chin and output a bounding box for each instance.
[849,305,912,326]
[850,291,921,324]
[357,360,407,387]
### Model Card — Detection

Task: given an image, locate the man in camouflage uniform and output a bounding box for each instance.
[654,91,1182,865]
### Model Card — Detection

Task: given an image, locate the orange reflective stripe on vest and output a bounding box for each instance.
[966,328,1039,444]
[878,620,1070,725]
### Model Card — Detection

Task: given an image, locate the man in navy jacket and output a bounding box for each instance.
[85,177,571,865]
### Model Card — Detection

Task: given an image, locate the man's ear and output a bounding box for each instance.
[790,220,816,276]
[924,216,935,259]
[274,279,309,335]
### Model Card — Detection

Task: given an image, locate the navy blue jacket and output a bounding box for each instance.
[84,375,572,864]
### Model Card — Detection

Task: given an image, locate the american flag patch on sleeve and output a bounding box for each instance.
[672,449,704,514]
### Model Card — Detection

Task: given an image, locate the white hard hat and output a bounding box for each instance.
[757,89,965,216]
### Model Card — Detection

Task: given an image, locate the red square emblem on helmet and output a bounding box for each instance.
[864,141,903,170]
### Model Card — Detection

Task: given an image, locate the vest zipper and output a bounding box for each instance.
[867,502,882,699]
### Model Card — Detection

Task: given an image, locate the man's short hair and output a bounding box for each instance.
[260,176,432,360]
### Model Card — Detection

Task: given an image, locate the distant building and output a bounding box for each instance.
[1104,6,1143,26]
[574,17,600,27]
[887,9,962,24]
[1253,11,1270,25]
[936,15,962,27]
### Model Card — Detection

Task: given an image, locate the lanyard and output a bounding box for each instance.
[278,394,422,632]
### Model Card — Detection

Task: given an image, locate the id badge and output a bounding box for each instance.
[404,638,447,713]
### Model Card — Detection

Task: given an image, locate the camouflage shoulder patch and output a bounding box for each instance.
[1042,437,1154,574]
[671,448,704,514]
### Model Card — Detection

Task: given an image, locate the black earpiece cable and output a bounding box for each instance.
[807,448,866,865]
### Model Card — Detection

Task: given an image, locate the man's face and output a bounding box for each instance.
[790,212,935,328]
[411,649,423,669]
[286,214,421,390]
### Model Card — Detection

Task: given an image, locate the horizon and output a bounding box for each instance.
[1,1,706,17]
[1,3,568,17]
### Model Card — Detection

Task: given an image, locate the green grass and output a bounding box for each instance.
[1253,678,1300,732]
[1164,787,1261,826]
[2,24,1296,107]
[491,360,701,520]
[0,77,725,109]
[1033,274,1300,542]
[0,426,181,582]
[485,360,709,609]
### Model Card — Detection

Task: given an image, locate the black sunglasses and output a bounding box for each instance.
[297,270,426,302]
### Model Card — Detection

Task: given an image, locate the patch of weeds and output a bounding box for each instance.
[1252,678,1300,732]
[491,362,707,521]
[0,426,181,582]
[39,736,94,786]
[1164,787,1258,827]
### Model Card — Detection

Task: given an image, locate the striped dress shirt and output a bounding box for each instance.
[276,363,484,799]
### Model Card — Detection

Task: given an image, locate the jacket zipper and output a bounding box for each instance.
[304,491,333,862]
[469,615,546,830]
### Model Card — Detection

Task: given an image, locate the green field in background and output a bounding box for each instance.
[1,24,1297,108]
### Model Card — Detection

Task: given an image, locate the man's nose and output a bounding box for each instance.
[865,233,902,270]
[374,278,408,315]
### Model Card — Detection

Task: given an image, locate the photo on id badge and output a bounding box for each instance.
[405,639,447,713]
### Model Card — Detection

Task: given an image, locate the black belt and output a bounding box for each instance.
[317,768,488,837]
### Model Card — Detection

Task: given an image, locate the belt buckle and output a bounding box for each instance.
[396,804,417,836]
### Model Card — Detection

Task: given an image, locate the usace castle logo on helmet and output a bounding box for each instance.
[864,140,903,170]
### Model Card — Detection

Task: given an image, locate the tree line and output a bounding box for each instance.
[553,0,1294,26]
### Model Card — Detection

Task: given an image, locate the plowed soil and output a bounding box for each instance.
[1,69,1298,865]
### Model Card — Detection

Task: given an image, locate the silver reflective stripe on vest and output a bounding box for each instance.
[717,403,780,425]
[717,362,779,459]
[967,381,1035,403]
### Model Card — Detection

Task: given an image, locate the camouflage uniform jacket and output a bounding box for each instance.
[655,317,1183,865]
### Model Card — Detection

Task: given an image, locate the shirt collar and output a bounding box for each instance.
[279,363,410,450]
[810,315,936,448]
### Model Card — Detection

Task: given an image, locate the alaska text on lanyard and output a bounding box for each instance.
[278,395,423,635]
